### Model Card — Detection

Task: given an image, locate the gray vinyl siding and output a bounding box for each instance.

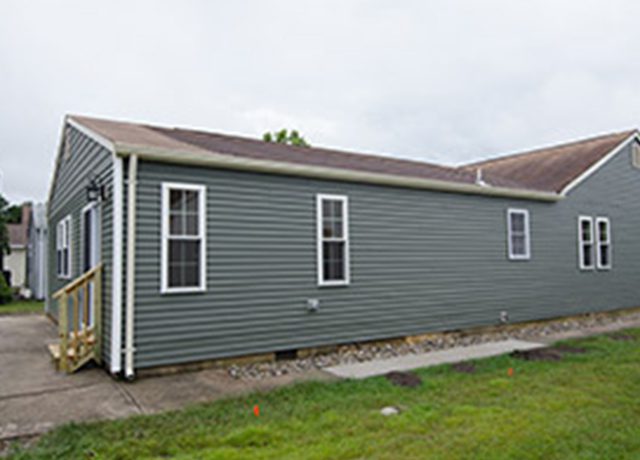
[47,126,114,368]
[130,141,640,369]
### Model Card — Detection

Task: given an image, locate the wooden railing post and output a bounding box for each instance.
[58,293,69,372]
[94,266,102,363]
[82,280,89,351]
[73,289,79,362]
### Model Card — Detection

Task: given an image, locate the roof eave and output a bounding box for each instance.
[115,143,561,202]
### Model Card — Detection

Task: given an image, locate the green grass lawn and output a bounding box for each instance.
[9,329,640,460]
[0,300,44,315]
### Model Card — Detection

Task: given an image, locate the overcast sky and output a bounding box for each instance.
[1,1,640,204]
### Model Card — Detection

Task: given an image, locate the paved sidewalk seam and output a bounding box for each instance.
[0,382,101,402]
[112,382,145,415]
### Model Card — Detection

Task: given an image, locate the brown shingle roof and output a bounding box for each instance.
[68,115,529,191]
[463,130,637,193]
[68,115,637,195]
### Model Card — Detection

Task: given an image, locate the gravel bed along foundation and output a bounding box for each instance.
[227,309,640,381]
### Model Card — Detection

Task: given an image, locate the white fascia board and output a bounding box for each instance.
[561,132,640,196]
[46,121,71,212]
[66,117,115,151]
[115,144,562,203]
[47,117,116,212]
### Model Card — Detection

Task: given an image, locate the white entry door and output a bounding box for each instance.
[82,203,100,327]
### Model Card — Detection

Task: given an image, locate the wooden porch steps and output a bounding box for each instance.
[51,263,103,374]
[48,343,76,360]
[48,343,95,372]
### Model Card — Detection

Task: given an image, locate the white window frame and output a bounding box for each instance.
[316,194,350,287]
[578,215,595,271]
[161,182,207,294]
[632,143,640,169]
[595,216,612,270]
[56,215,72,279]
[507,208,530,260]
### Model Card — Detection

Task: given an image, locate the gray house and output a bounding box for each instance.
[47,115,640,378]
[27,202,48,300]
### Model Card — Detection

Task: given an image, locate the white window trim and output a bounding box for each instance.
[595,216,612,270]
[160,182,207,294]
[507,208,530,260]
[56,215,72,279]
[578,215,595,271]
[316,194,350,287]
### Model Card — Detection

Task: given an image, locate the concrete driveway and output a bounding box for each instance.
[0,315,327,440]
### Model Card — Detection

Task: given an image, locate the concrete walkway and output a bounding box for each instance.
[0,315,330,440]
[325,339,544,379]
[324,318,640,379]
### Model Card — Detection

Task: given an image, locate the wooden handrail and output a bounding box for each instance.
[54,263,103,373]
[53,263,103,299]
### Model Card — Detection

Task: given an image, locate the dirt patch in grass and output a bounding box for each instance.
[451,362,476,374]
[553,345,588,354]
[385,371,422,388]
[607,333,636,342]
[511,345,587,362]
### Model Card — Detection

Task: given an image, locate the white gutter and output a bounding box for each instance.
[125,154,138,379]
[115,145,561,202]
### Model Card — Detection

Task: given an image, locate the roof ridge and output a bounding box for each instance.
[463,129,637,169]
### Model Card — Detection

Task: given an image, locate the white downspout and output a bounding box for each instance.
[125,154,138,379]
[110,155,123,374]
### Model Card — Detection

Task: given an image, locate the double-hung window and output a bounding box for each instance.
[507,209,530,260]
[317,194,350,286]
[161,183,206,293]
[578,216,594,270]
[56,215,72,278]
[595,217,611,270]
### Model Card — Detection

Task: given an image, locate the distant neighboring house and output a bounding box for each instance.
[27,203,47,300]
[5,204,30,289]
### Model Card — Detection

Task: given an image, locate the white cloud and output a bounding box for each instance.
[1,0,639,203]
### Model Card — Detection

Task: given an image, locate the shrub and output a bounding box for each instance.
[0,272,12,305]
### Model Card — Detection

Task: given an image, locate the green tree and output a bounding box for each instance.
[5,204,22,224]
[0,268,11,304]
[263,129,310,147]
